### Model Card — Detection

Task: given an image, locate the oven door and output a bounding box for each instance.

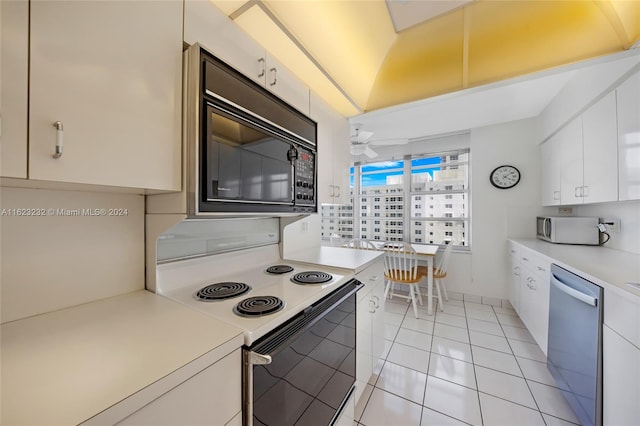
[203,103,295,206]
[244,280,363,426]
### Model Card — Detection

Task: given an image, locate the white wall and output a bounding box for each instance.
[463,117,549,299]
[0,187,145,323]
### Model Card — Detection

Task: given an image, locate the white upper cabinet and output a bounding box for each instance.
[540,132,562,206]
[549,91,619,206]
[582,91,618,203]
[0,0,28,178]
[617,69,640,201]
[184,0,310,116]
[310,93,350,205]
[28,1,182,190]
[558,117,584,205]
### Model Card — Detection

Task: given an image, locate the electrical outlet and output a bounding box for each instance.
[558,207,573,215]
[602,218,620,233]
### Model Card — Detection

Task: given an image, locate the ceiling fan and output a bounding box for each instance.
[350,123,408,158]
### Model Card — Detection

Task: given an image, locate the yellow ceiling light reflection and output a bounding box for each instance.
[264,0,396,109]
[210,0,638,115]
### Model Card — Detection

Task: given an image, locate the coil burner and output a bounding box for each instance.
[291,271,333,285]
[195,282,251,301]
[233,296,285,317]
[265,265,294,274]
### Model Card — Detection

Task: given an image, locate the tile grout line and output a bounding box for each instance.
[491,304,548,424]
[464,299,485,426]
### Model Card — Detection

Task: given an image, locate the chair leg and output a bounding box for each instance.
[416,283,424,306]
[441,279,449,302]
[383,280,392,301]
[409,285,419,318]
[435,279,444,312]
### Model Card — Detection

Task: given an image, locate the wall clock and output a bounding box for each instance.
[490,165,521,189]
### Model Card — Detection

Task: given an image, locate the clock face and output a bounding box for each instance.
[490,165,521,189]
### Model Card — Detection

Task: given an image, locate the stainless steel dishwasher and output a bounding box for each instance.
[548,264,604,426]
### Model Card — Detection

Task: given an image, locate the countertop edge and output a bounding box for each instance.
[509,238,640,302]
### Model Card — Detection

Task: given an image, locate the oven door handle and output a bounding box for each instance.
[248,352,271,365]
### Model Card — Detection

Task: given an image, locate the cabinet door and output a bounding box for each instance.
[265,54,310,116]
[354,285,373,404]
[559,117,584,205]
[184,0,266,87]
[0,0,28,178]
[617,70,640,201]
[603,325,640,426]
[582,91,618,203]
[540,136,561,206]
[508,246,521,313]
[371,276,386,365]
[117,349,241,425]
[29,1,182,190]
[312,93,338,204]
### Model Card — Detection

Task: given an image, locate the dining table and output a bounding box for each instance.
[368,241,440,315]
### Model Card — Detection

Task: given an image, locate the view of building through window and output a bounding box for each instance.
[321,149,470,248]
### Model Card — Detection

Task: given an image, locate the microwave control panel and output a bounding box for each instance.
[294,148,316,207]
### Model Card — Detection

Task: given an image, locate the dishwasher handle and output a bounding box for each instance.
[551,273,597,307]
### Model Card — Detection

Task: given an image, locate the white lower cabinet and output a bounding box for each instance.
[354,259,385,404]
[116,349,241,425]
[508,243,522,313]
[603,325,640,426]
[508,243,550,355]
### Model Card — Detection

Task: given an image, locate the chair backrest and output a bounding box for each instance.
[346,239,377,250]
[436,242,454,274]
[383,242,420,282]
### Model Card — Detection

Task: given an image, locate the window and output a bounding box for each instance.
[343,146,470,249]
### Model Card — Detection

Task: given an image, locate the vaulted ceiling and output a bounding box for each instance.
[212,0,640,116]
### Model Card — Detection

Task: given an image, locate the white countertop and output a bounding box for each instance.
[284,246,384,273]
[1,290,244,426]
[510,238,640,300]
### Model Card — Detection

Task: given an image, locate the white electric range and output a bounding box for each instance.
[156,244,356,346]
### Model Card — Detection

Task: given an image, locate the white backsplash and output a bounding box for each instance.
[0,187,145,323]
[576,200,640,254]
[156,217,280,262]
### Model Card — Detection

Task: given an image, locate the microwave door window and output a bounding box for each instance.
[240,150,263,200]
[211,142,241,199]
[262,156,291,202]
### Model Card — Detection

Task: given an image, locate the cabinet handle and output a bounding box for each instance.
[334,185,341,198]
[582,186,589,197]
[52,121,64,159]
[574,186,581,197]
[329,184,335,197]
[522,257,529,262]
[257,58,265,78]
[372,295,380,309]
[370,275,378,281]
[553,191,560,200]
[269,67,277,86]
[537,266,546,272]
[369,299,375,313]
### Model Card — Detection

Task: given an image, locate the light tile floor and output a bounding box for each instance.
[355,295,582,426]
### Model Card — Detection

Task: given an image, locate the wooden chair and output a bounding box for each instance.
[345,239,377,250]
[417,242,453,312]
[382,242,424,318]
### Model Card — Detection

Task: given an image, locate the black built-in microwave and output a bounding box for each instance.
[186,44,317,215]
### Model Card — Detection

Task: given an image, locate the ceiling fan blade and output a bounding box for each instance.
[369,138,409,146]
[364,146,378,158]
[357,130,374,143]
